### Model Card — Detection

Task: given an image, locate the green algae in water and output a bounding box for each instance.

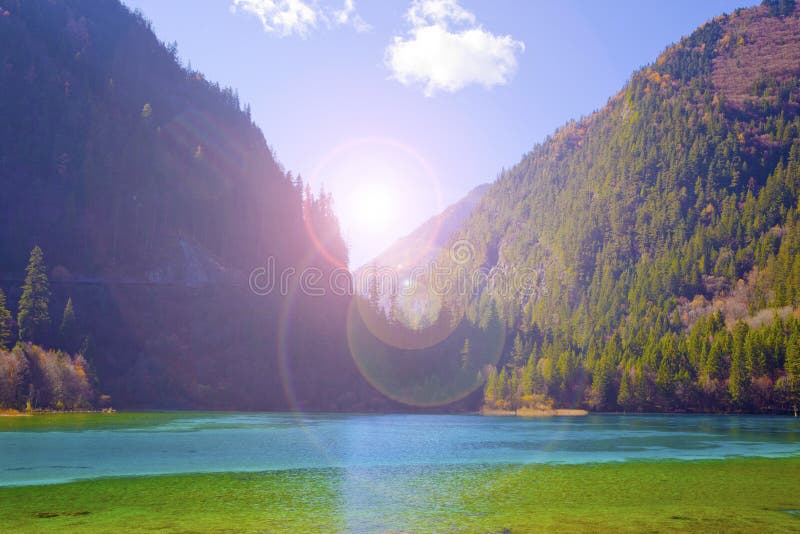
[0,411,190,432]
[1,457,800,533]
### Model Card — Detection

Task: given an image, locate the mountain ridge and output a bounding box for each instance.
[0,0,382,411]
[356,183,488,274]
[426,1,800,413]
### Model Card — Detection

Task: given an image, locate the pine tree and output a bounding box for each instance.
[706,338,724,380]
[460,338,471,370]
[729,322,751,409]
[17,246,50,344]
[762,0,796,17]
[484,369,497,405]
[617,365,632,411]
[496,368,508,407]
[59,298,79,353]
[786,332,800,379]
[786,332,800,414]
[632,363,648,409]
[520,354,535,396]
[0,289,12,349]
[532,359,547,396]
[509,370,520,411]
[510,333,525,368]
[744,330,766,377]
[591,355,614,409]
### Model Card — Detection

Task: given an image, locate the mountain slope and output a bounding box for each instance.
[436,1,800,413]
[0,0,377,410]
[0,0,303,275]
[356,183,488,281]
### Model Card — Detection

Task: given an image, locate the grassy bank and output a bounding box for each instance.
[0,457,799,532]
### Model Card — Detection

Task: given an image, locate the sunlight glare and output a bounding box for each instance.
[310,137,443,269]
[350,182,396,231]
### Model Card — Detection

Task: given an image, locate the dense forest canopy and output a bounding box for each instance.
[419,1,800,413]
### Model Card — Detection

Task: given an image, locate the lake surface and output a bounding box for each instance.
[1,413,799,487]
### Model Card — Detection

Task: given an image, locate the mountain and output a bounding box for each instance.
[0,0,383,410]
[4,0,800,415]
[427,0,800,413]
[355,183,488,284]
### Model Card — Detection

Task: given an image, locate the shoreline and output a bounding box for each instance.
[0,410,30,418]
[0,409,114,417]
[480,407,589,417]
[2,407,796,417]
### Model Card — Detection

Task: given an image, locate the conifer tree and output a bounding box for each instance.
[460,338,471,370]
[59,298,79,353]
[617,366,632,411]
[729,322,751,409]
[510,333,525,368]
[496,368,508,407]
[786,333,800,380]
[17,246,50,344]
[484,369,497,405]
[509,370,520,410]
[0,289,12,350]
[520,354,535,396]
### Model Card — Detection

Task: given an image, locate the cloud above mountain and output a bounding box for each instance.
[385,0,525,96]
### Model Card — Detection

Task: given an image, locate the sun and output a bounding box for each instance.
[309,137,444,268]
[350,183,396,230]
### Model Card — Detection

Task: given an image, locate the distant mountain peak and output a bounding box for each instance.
[356,183,489,276]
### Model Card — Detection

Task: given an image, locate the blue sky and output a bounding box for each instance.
[123,0,757,268]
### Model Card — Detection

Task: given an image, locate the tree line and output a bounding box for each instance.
[0,246,97,410]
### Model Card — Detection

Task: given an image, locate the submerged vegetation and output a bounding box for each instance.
[0,457,798,532]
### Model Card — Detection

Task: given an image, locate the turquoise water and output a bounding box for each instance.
[0,413,798,487]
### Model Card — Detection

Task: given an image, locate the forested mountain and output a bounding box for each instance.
[0,0,381,410]
[4,0,800,415]
[429,0,800,413]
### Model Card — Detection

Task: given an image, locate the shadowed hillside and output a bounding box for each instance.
[0,0,383,410]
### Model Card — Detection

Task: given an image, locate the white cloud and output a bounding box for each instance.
[333,0,371,33]
[385,0,524,96]
[232,0,318,37]
[406,0,474,27]
[231,0,369,37]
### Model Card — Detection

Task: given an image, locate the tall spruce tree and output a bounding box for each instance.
[59,298,79,353]
[729,323,751,409]
[17,246,50,344]
[460,338,471,370]
[0,289,12,349]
